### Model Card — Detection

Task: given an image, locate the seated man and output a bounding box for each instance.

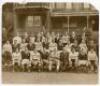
[78,48,88,66]
[48,49,61,72]
[21,47,30,72]
[78,39,88,66]
[60,48,69,71]
[69,47,79,69]
[79,40,88,55]
[88,48,98,72]
[30,47,42,72]
[42,47,50,70]
[12,48,22,71]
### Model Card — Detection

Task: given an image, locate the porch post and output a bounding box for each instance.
[13,5,17,34]
[87,15,89,29]
[68,16,70,33]
[46,11,51,32]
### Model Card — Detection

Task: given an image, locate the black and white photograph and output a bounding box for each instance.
[2,2,99,84]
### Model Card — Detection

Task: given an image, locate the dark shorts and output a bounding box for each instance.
[3,51,12,62]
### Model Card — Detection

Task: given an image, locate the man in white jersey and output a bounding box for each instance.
[13,33,22,45]
[20,39,28,52]
[48,49,61,72]
[63,41,72,54]
[69,47,79,68]
[30,47,42,71]
[79,40,88,55]
[35,38,43,52]
[88,48,98,72]
[12,48,22,71]
[49,39,57,52]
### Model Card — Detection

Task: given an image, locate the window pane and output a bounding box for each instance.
[27,16,33,27]
[33,16,41,26]
[73,3,83,10]
[84,3,90,9]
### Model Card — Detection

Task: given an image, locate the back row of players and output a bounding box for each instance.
[2,31,98,72]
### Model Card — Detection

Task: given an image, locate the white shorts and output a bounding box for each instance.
[12,59,21,66]
[78,60,88,66]
[31,59,41,65]
[21,59,31,66]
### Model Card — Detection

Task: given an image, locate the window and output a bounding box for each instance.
[84,3,90,9]
[72,3,83,10]
[27,16,33,27]
[26,16,41,27]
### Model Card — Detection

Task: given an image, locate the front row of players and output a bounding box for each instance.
[12,44,98,72]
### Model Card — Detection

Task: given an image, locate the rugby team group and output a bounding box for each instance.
[2,28,98,73]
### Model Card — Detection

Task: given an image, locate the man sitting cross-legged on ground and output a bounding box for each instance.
[88,47,98,72]
[42,46,50,71]
[69,47,79,70]
[60,48,69,72]
[30,47,42,72]
[48,49,61,72]
[12,48,22,72]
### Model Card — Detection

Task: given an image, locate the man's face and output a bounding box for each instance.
[72,48,75,53]
[16,49,19,53]
[22,39,25,43]
[14,40,17,44]
[72,32,75,37]
[74,40,78,45]
[90,49,94,52]
[7,41,10,44]
[82,40,85,44]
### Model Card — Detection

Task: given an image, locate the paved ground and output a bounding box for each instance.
[2,72,98,84]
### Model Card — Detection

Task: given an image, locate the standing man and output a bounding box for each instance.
[2,41,12,65]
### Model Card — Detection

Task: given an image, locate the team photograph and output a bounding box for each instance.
[2,2,99,84]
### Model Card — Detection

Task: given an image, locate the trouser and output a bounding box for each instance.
[88,60,98,71]
[12,59,21,66]
[21,59,31,71]
[31,59,42,67]
[78,60,88,66]
[3,51,12,64]
[43,59,49,66]
[48,58,60,71]
[60,59,69,71]
[69,58,78,67]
